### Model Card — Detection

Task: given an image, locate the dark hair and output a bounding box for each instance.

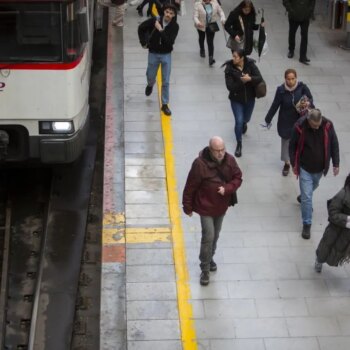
[345,173,350,189]
[237,0,256,17]
[231,48,245,58]
[284,68,297,79]
[163,3,177,14]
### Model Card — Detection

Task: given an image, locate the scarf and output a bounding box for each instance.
[284,80,298,92]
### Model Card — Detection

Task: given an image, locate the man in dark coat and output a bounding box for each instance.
[283,0,316,65]
[289,109,340,239]
[138,4,179,116]
[183,136,242,286]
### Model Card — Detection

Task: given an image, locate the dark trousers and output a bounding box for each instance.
[288,18,310,59]
[199,215,224,272]
[197,28,215,58]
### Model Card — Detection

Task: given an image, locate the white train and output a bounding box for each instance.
[0,0,95,163]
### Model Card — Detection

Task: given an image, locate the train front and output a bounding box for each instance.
[0,0,93,163]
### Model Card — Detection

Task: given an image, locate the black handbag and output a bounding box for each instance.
[207,22,220,33]
[255,80,267,98]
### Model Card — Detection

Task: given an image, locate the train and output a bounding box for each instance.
[0,0,96,163]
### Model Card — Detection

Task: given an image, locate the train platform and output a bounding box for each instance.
[100,0,350,349]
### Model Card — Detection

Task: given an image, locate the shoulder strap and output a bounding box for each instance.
[238,15,244,34]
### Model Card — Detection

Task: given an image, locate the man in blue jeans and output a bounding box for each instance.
[138,4,179,116]
[289,109,340,239]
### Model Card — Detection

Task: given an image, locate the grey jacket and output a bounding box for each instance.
[283,0,315,22]
[316,188,350,266]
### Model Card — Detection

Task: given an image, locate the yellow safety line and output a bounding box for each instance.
[156,70,198,348]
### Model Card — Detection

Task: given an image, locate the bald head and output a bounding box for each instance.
[209,136,226,162]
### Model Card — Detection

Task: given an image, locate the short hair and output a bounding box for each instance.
[231,48,245,58]
[307,108,322,122]
[163,3,177,14]
[284,68,297,78]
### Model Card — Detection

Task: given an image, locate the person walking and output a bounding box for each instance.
[314,173,350,273]
[223,48,263,157]
[193,0,226,66]
[283,0,315,65]
[224,0,260,56]
[138,3,179,116]
[182,136,242,286]
[263,68,314,176]
[289,109,340,239]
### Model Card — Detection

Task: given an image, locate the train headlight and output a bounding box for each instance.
[39,121,74,134]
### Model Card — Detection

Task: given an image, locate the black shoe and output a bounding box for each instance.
[136,5,143,17]
[209,56,215,66]
[301,224,311,239]
[243,122,248,135]
[145,85,153,96]
[234,141,242,158]
[297,195,301,203]
[314,258,323,273]
[161,104,172,116]
[287,51,294,58]
[200,271,210,286]
[200,49,205,58]
[282,163,290,176]
[299,58,310,65]
[210,260,217,272]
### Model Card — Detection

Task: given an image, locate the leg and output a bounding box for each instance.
[197,29,205,53]
[211,215,224,258]
[281,138,290,175]
[230,100,244,142]
[113,3,126,26]
[299,167,320,225]
[299,20,310,59]
[242,98,255,125]
[199,216,216,272]
[160,53,172,105]
[206,28,215,58]
[288,18,299,54]
[146,52,160,88]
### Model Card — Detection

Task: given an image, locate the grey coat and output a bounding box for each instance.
[316,188,350,266]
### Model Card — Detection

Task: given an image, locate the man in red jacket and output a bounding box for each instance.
[182,136,242,286]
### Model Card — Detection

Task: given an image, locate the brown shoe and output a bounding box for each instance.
[282,163,290,176]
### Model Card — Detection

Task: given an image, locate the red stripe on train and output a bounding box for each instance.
[0,51,84,70]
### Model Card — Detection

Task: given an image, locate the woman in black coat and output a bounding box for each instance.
[223,48,263,157]
[224,0,260,55]
[315,174,350,273]
[263,69,313,176]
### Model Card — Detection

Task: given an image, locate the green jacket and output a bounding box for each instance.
[283,0,315,22]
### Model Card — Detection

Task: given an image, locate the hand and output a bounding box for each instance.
[260,21,265,27]
[240,73,251,83]
[333,167,339,176]
[187,212,193,217]
[260,121,272,130]
[293,166,298,175]
[221,19,226,25]
[217,186,225,196]
[234,35,241,42]
[197,23,205,30]
[142,44,148,49]
[155,21,163,32]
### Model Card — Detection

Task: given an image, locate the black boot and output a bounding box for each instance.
[235,141,242,157]
[136,5,143,17]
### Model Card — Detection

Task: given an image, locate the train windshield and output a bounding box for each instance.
[0,2,63,62]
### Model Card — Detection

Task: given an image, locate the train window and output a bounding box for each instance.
[0,2,63,62]
[65,0,88,61]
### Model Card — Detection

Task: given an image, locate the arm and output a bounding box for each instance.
[225,69,244,94]
[328,189,348,228]
[249,62,263,86]
[289,126,298,169]
[330,124,340,168]
[302,84,315,108]
[193,3,202,28]
[217,3,226,24]
[182,160,202,215]
[265,89,282,124]
[224,11,242,38]
[160,22,179,47]
[224,161,243,194]
[282,0,292,13]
